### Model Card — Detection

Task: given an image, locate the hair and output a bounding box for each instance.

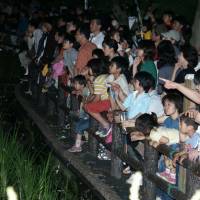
[138,40,156,60]
[87,58,108,77]
[135,113,159,137]
[92,48,105,59]
[78,24,90,40]
[181,45,198,68]
[111,56,128,73]
[73,75,87,86]
[64,33,75,44]
[91,16,102,26]
[134,71,156,92]
[163,10,174,19]
[157,40,176,68]
[162,93,183,113]
[102,38,118,53]
[194,69,200,85]
[180,115,198,131]
[29,19,40,28]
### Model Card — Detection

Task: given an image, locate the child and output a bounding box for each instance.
[175,115,200,159]
[106,56,130,109]
[63,33,78,78]
[115,71,152,119]
[130,113,180,185]
[156,93,182,185]
[84,58,111,137]
[68,75,90,152]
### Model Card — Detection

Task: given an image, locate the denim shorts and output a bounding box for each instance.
[74,118,90,135]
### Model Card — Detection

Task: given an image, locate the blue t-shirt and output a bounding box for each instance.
[163,117,179,130]
[123,91,150,119]
[185,132,200,149]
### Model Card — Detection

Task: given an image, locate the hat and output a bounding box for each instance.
[162,30,181,42]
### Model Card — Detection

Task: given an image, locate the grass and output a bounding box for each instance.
[0,129,79,200]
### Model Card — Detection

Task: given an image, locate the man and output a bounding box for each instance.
[89,17,105,49]
[75,25,96,75]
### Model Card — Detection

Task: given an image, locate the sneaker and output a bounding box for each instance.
[68,146,82,153]
[99,126,112,138]
[167,173,176,184]
[156,168,170,181]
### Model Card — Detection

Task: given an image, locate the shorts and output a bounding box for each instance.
[85,99,111,113]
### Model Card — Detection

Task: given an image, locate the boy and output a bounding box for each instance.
[68,75,90,152]
[115,71,152,119]
[63,33,78,77]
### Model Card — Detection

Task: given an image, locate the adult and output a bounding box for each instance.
[132,40,157,84]
[157,40,176,94]
[171,45,198,83]
[89,17,105,49]
[75,25,96,74]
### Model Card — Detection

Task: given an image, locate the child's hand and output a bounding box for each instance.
[130,132,145,141]
[185,109,199,119]
[151,141,159,148]
[188,149,200,161]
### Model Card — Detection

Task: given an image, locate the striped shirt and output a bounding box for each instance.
[94,74,109,100]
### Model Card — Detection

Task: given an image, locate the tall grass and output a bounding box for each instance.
[0,129,78,200]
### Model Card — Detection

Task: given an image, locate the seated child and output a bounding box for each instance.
[84,58,111,137]
[115,71,152,119]
[173,115,200,164]
[130,113,180,184]
[68,75,90,152]
[106,56,130,110]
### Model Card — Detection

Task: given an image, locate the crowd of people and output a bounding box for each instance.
[2,1,200,199]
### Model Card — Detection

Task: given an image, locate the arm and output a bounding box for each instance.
[160,78,200,105]
[158,115,168,124]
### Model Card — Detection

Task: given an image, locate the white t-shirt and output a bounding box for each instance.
[148,90,164,117]
[106,74,129,96]
[89,32,105,49]
[150,127,179,145]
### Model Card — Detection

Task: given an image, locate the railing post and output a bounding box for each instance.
[142,140,158,199]
[88,118,98,157]
[186,168,200,198]
[111,123,123,179]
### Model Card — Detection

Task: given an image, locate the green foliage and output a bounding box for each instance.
[0,130,78,200]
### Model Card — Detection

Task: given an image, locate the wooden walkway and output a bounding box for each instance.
[15,84,130,200]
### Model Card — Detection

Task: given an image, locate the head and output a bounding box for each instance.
[133,71,155,93]
[42,22,52,33]
[162,93,183,116]
[109,56,128,76]
[194,69,200,92]
[162,11,173,26]
[172,16,185,32]
[54,30,65,44]
[87,58,108,78]
[66,19,78,33]
[179,115,198,137]
[92,48,105,59]
[177,45,198,69]
[110,29,120,43]
[73,75,87,91]
[157,40,176,68]
[133,113,159,139]
[63,33,75,50]
[136,40,156,61]
[28,20,39,33]
[102,38,118,57]
[75,25,90,44]
[90,18,102,34]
